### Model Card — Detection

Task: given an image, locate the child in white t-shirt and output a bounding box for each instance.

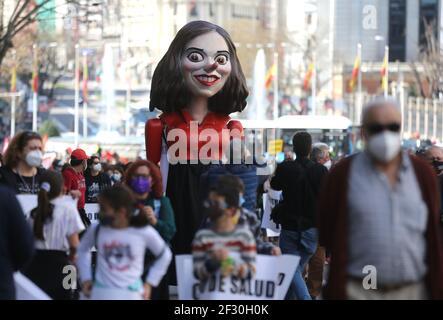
[23,170,84,300]
[77,185,172,300]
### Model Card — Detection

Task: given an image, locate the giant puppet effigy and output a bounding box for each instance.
[145,21,249,257]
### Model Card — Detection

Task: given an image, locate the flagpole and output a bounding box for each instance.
[273,51,279,120]
[125,77,131,137]
[312,51,317,115]
[32,44,38,132]
[125,54,131,137]
[384,45,389,98]
[82,52,88,138]
[11,49,16,137]
[357,43,362,123]
[74,44,80,148]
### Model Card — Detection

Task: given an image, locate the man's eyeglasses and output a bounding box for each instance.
[366,123,401,135]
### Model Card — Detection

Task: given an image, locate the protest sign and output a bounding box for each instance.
[261,189,282,237]
[17,195,78,219]
[16,194,37,219]
[14,272,51,300]
[176,254,299,300]
[85,203,100,224]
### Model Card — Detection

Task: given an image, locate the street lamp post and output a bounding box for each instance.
[82,51,88,139]
[32,44,38,132]
[11,49,17,136]
[74,44,80,148]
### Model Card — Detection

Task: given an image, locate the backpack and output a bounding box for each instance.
[270,161,316,230]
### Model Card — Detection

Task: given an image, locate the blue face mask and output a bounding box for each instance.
[239,195,245,207]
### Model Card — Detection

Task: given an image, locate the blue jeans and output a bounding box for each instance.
[279,228,318,300]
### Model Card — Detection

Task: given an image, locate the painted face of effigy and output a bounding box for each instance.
[181,31,232,98]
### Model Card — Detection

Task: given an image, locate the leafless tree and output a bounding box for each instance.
[0,0,91,68]
[410,20,443,98]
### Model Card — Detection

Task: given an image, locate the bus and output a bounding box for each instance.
[239,115,354,158]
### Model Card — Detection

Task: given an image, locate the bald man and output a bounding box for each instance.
[317,97,443,300]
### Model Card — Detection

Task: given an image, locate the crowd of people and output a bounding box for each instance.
[0,97,442,300]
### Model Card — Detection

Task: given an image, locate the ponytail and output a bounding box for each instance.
[31,184,54,240]
[30,171,63,240]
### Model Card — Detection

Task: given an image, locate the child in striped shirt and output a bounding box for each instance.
[192,178,256,280]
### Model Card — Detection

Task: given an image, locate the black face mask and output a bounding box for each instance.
[203,199,227,222]
[432,160,443,175]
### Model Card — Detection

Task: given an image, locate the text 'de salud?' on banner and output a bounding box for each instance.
[176,254,299,300]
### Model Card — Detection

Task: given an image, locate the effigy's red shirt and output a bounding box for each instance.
[158,110,243,162]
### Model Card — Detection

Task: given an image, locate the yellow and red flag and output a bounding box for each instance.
[10,63,16,93]
[381,49,389,92]
[303,63,314,91]
[348,54,360,91]
[32,55,38,94]
[265,63,277,90]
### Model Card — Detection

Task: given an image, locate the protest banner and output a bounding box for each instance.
[85,203,100,224]
[14,272,51,300]
[176,253,299,300]
[17,195,78,219]
[261,189,282,237]
[16,194,37,219]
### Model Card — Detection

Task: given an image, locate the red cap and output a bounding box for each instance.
[71,148,89,160]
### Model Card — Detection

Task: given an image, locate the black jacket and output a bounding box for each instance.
[270,157,328,230]
[0,186,35,299]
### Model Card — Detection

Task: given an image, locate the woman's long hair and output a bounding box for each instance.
[3,131,42,169]
[31,170,63,240]
[85,155,100,177]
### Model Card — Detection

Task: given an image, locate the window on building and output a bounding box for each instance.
[419,0,439,48]
[388,0,407,61]
[306,13,312,25]
[232,4,258,20]
[173,1,178,15]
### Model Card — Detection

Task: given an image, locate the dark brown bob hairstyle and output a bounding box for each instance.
[149,20,249,115]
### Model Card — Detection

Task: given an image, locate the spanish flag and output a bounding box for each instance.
[32,58,38,94]
[303,63,314,92]
[82,55,88,102]
[265,63,277,90]
[349,54,360,91]
[381,48,389,92]
[10,63,16,93]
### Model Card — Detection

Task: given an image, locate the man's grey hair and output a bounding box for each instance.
[311,142,329,161]
[361,96,401,126]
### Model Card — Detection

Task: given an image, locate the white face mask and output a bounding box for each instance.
[112,173,122,182]
[25,150,43,167]
[324,160,332,170]
[367,131,401,163]
[93,163,102,172]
